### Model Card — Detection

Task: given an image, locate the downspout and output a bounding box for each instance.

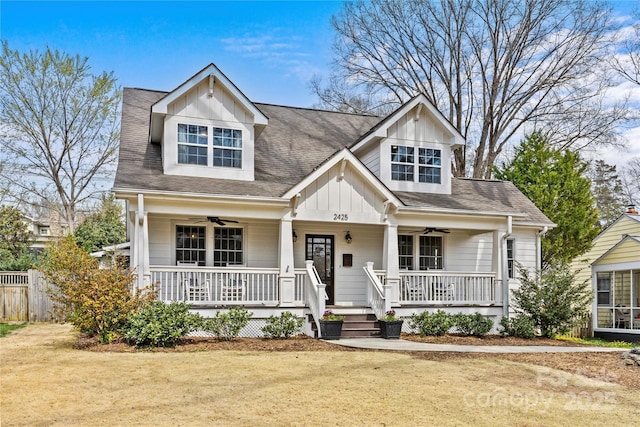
[501,216,512,317]
[536,226,548,270]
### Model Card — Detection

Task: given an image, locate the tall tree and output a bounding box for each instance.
[620,157,640,206]
[0,205,33,259]
[316,0,627,178]
[588,160,626,228]
[0,42,121,232]
[74,193,126,254]
[494,132,599,266]
[611,7,640,86]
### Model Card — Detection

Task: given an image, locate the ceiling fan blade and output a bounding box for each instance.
[423,227,450,234]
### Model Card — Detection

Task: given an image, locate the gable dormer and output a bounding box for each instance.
[351,94,464,195]
[149,64,268,181]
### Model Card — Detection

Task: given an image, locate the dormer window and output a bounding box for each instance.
[178,124,207,165]
[213,127,242,168]
[391,145,441,184]
[177,124,242,169]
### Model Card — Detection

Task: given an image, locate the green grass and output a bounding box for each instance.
[556,335,639,348]
[0,323,28,338]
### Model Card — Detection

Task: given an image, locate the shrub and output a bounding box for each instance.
[123,301,203,347]
[512,263,592,338]
[202,307,252,341]
[40,236,155,343]
[454,313,493,337]
[499,315,536,339]
[262,311,303,339]
[409,309,453,336]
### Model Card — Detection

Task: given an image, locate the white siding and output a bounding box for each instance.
[358,144,380,176]
[445,232,494,272]
[296,162,387,224]
[292,223,385,306]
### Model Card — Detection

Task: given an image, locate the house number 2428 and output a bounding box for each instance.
[333,213,349,221]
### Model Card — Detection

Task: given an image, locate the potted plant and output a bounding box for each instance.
[319,310,344,340]
[378,309,403,339]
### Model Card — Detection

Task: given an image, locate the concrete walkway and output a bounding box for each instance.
[326,338,628,353]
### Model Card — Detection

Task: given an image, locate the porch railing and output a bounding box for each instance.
[363,262,390,320]
[304,260,326,337]
[150,266,279,305]
[399,271,500,305]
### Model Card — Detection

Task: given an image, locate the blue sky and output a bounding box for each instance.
[1,1,344,107]
[1,0,639,166]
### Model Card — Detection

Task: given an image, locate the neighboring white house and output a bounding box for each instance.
[112,63,554,337]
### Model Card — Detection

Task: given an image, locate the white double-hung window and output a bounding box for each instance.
[391,145,441,184]
[177,124,208,165]
[177,124,242,169]
[213,127,242,168]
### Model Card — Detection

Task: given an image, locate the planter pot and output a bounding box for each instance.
[319,320,343,340]
[379,320,403,339]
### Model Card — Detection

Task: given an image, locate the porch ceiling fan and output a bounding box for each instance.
[189,216,240,226]
[423,227,450,234]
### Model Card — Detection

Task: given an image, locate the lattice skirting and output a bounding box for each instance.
[189,318,313,338]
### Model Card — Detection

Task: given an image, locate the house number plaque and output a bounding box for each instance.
[333,213,349,221]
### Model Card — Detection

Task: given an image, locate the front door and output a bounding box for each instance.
[305,235,335,305]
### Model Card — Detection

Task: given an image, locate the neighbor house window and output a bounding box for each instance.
[398,235,414,270]
[597,272,611,306]
[176,226,206,266]
[391,145,414,181]
[214,227,243,266]
[39,226,50,236]
[213,127,242,168]
[419,235,443,269]
[418,148,441,184]
[506,239,515,279]
[177,124,208,165]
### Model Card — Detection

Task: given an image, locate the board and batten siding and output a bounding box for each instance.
[571,215,640,287]
[168,78,250,124]
[386,105,451,144]
[357,144,380,176]
[148,217,280,268]
[295,162,387,224]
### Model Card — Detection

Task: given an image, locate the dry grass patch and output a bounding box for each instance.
[1,324,639,426]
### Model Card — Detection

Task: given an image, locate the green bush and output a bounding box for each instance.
[409,309,453,336]
[41,236,155,343]
[512,263,592,337]
[454,313,493,336]
[262,311,303,339]
[123,301,203,347]
[499,316,536,339]
[202,307,252,341]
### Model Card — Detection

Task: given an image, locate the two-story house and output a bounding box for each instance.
[113,64,554,337]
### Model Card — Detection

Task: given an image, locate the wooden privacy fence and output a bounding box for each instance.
[0,270,54,322]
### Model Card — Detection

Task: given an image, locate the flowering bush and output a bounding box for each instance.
[321,310,344,321]
[381,310,398,321]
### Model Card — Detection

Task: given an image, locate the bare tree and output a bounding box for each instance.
[316,0,627,178]
[620,156,640,205]
[0,42,121,232]
[612,7,640,86]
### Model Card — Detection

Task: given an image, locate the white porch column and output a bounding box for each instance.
[278,215,296,307]
[383,223,400,304]
[492,229,506,317]
[134,194,150,290]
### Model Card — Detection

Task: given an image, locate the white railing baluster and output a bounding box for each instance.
[398,271,499,305]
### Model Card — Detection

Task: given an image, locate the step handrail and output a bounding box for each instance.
[363,262,390,320]
[305,260,326,337]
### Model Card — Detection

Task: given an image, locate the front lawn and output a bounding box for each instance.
[2,323,639,426]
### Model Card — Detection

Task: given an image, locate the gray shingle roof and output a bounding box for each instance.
[114,88,553,226]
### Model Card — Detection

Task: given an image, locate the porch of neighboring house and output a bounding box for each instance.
[593,267,640,342]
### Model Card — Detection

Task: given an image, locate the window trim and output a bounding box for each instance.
[596,272,612,306]
[391,144,441,184]
[506,238,515,279]
[213,226,245,267]
[176,123,243,169]
[398,233,444,270]
[175,225,207,266]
